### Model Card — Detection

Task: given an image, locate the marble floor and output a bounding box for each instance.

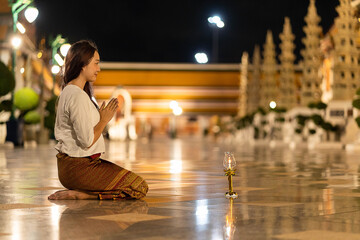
[2,136,360,239]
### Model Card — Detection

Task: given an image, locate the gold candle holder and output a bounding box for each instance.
[223,152,238,199]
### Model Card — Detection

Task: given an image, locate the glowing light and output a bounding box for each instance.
[173,106,183,116]
[208,15,225,28]
[37,51,42,59]
[54,53,64,66]
[24,7,39,23]
[51,65,60,74]
[16,22,26,34]
[20,67,25,74]
[50,205,62,235]
[60,43,71,57]
[170,160,182,173]
[269,101,277,109]
[11,36,22,49]
[195,52,208,64]
[217,21,225,28]
[195,200,209,226]
[223,152,236,170]
[169,100,178,110]
[208,16,221,24]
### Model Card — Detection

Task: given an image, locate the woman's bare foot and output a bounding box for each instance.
[48,190,97,200]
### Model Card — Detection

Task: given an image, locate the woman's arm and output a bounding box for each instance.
[88,97,121,148]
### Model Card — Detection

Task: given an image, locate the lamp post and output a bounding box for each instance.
[7,0,38,146]
[50,34,69,95]
[208,15,225,63]
[8,0,38,115]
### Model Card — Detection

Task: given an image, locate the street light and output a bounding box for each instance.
[8,0,38,114]
[269,101,277,109]
[54,53,64,66]
[60,43,71,57]
[24,6,39,23]
[169,100,179,110]
[10,35,22,49]
[195,52,208,64]
[7,0,38,145]
[208,15,225,63]
[50,34,69,94]
[173,106,183,116]
[16,22,25,34]
[51,65,60,75]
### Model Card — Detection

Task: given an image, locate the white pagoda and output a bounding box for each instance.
[238,52,249,117]
[278,17,297,110]
[331,0,359,101]
[300,0,323,106]
[247,45,261,114]
[261,30,278,109]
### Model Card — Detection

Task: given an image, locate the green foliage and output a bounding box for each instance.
[316,102,327,110]
[257,107,266,116]
[0,61,15,97]
[275,117,285,122]
[311,114,324,126]
[24,110,41,124]
[44,95,58,131]
[0,100,12,112]
[45,96,57,113]
[44,114,55,130]
[353,92,360,129]
[308,102,316,108]
[296,115,308,126]
[353,99,360,109]
[356,88,360,96]
[235,114,254,129]
[308,101,327,110]
[308,102,327,109]
[14,88,39,111]
[331,124,340,132]
[321,122,333,131]
[356,117,360,128]
[271,107,287,113]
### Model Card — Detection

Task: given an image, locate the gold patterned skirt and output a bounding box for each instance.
[56,152,148,200]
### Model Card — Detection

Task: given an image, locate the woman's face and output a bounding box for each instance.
[82,51,101,82]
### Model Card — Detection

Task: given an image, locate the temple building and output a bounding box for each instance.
[330,0,360,101]
[238,52,248,117]
[278,17,297,110]
[247,45,261,114]
[301,0,323,106]
[260,30,278,109]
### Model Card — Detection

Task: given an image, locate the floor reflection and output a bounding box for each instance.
[223,199,236,240]
[3,137,360,239]
[50,200,149,239]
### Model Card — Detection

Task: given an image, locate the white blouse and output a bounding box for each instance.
[54,85,105,157]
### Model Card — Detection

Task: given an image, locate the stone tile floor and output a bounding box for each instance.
[1,136,360,239]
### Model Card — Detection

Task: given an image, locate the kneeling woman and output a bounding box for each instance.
[48,40,148,200]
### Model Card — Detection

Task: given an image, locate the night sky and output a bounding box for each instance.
[34,0,340,63]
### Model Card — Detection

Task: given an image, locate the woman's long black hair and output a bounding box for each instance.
[61,40,98,106]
